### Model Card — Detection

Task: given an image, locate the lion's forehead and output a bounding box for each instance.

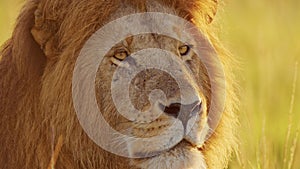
[110,1,176,19]
[129,35,179,52]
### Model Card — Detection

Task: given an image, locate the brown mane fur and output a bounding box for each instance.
[0,0,238,168]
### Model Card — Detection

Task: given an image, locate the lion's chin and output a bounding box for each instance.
[130,140,207,169]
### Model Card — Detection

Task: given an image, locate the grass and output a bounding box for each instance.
[221,0,300,168]
[0,0,299,168]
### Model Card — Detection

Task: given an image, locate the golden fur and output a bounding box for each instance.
[0,0,238,168]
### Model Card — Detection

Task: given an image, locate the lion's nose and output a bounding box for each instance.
[162,103,181,118]
[160,101,202,120]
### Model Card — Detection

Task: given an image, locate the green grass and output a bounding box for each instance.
[0,0,299,168]
[221,0,300,168]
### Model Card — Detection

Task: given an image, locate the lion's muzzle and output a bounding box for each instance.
[159,100,202,134]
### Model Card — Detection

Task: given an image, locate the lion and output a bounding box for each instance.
[0,0,238,169]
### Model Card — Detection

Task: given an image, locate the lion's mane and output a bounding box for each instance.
[0,0,238,168]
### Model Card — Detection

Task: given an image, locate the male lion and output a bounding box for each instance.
[0,0,238,169]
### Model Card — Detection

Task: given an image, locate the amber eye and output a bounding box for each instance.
[178,45,191,56]
[113,50,128,61]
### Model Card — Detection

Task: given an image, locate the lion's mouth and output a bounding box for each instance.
[130,108,208,159]
[170,139,203,152]
[135,139,203,159]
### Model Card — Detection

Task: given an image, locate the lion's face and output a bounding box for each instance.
[88,2,213,169]
[95,15,211,169]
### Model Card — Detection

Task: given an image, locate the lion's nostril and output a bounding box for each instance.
[159,100,201,120]
[160,103,181,118]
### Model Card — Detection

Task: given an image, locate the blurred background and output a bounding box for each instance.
[220,1,300,168]
[0,0,299,168]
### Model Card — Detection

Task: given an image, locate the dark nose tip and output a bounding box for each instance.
[162,103,181,118]
[160,101,201,119]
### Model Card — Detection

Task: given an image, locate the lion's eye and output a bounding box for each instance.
[178,45,191,56]
[113,50,128,61]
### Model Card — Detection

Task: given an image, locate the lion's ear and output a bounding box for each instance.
[183,0,219,24]
[31,3,59,59]
[204,0,218,24]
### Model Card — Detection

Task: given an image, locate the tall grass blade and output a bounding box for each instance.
[283,62,298,168]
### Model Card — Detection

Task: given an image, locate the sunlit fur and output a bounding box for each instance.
[0,0,238,168]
